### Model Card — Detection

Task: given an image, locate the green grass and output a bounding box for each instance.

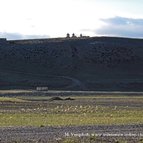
[0,104,143,126]
[0,89,33,94]
[0,97,26,102]
[0,95,143,127]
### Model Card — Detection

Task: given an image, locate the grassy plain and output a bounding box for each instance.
[0,91,143,127]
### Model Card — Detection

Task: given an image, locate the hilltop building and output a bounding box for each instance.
[66,33,70,38]
[72,33,77,38]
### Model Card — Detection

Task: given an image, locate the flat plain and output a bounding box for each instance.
[0,90,143,142]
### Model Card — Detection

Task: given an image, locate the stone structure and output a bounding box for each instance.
[72,33,76,38]
[36,87,48,91]
[66,33,70,38]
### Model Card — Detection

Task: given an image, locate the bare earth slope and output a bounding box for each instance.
[0,37,143,91]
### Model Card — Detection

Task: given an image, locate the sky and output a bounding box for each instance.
[0,0,143,39]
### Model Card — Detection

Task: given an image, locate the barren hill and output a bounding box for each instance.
[0,36,143,91]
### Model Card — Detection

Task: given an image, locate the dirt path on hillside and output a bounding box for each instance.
[0,69,85,90]
[60,76,85,90]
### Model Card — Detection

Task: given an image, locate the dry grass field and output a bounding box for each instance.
[0,90,143,142]
[0,92,143,126]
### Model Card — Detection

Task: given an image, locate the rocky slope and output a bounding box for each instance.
[0,37,143,91]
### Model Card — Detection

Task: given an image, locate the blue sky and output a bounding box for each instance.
[0,0,143,39]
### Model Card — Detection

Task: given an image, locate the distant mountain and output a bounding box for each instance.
[0,36,143,91]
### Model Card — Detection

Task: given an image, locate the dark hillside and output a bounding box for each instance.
[0,37,143,91]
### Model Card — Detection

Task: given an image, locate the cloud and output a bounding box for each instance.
[0,32,49,40]
[95,16,143,38]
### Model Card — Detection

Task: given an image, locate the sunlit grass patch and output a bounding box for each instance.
[0,105,143,127]
[0,94,142,127]
[0,97,27,102]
